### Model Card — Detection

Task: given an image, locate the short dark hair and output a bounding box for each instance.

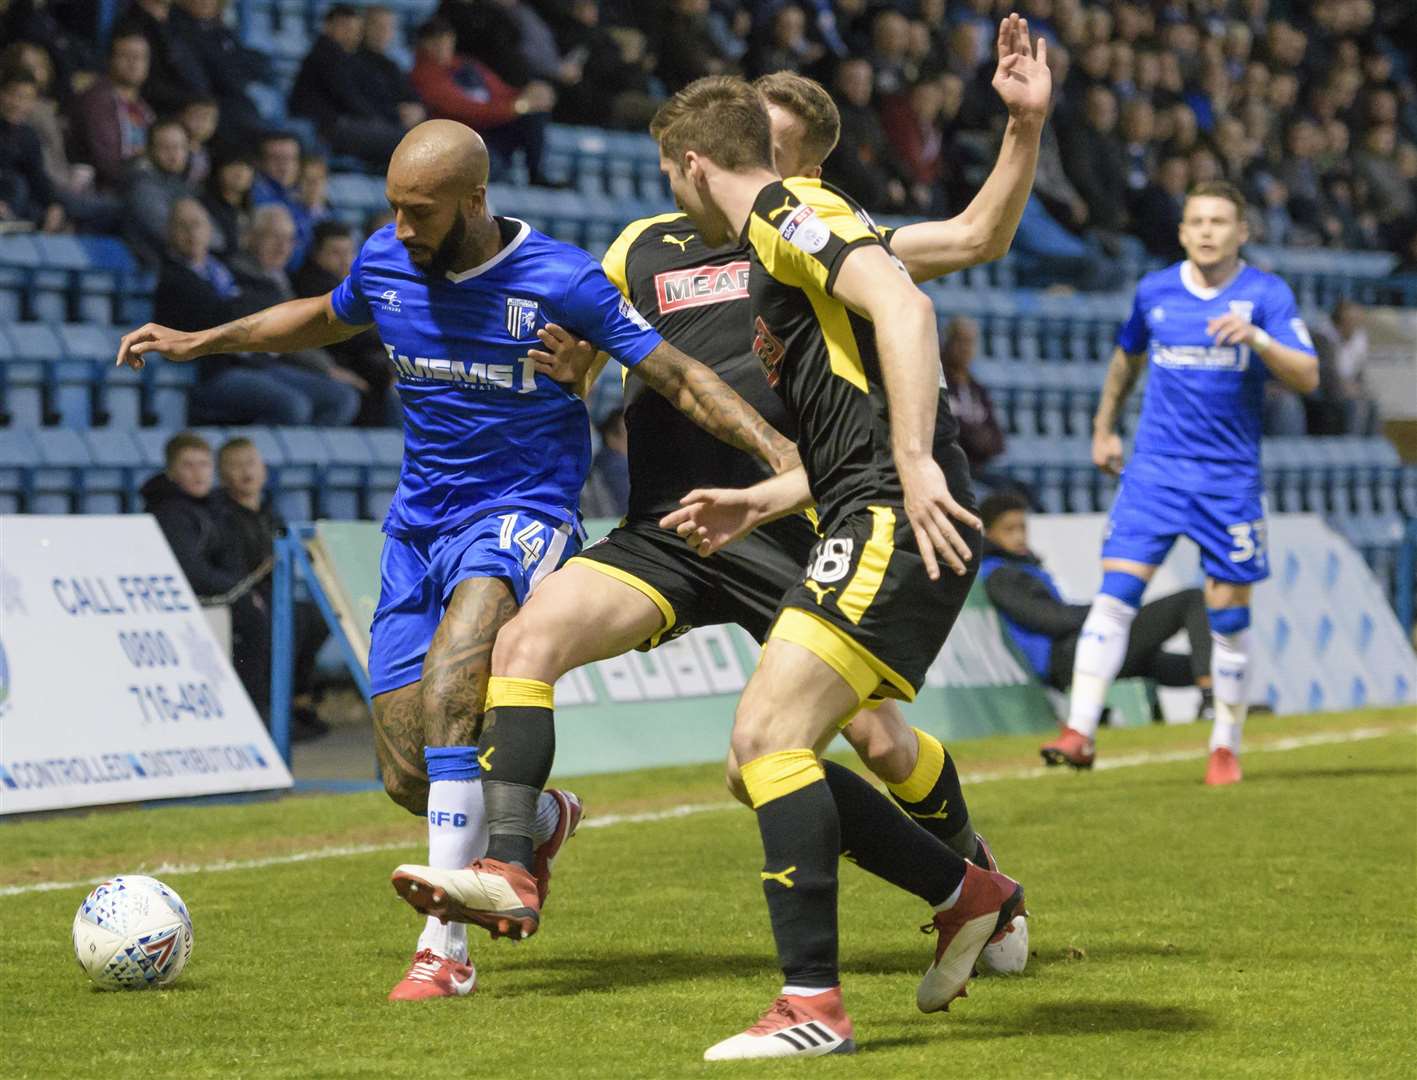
[109,28,148,54]
[164,431,211,467]
[416,16,455,42]
[650,75,773,172]
[259,130,300,151]
[217,436,257,466]
[311,219,353,251]
[1185,180,1247,215]
[754,71,840,169]
[325,3,360,21]
[0,66,38,92]
[980,492,1028,530]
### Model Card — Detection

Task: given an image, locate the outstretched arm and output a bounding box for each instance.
[116,293,369,369]
[659,468,814,556]
[633,341,800,474]
[887,15,1049,281]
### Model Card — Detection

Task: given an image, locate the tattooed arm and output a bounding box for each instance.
[116,293,369,369]
[633,341,800,474]
[1091,346,1147,476]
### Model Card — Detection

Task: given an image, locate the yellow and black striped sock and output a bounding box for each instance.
[742,749,839,989]
[886,728,983,865]
[481,677,556,871]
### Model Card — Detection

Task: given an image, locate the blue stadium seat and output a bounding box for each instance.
[0,429,36,512]
[83,429,150,511]
[29,427,93,513]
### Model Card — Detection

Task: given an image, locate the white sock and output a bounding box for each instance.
[1067,594,1138,739]
[532,790,562,847]
[416,771,487,963]
[932,878,964,912]
[781,984,833,997]
[1209,629,1250,753]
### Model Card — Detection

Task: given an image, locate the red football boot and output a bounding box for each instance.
[387,949,477,1001]
[1040,727,1096,770]
[533,789,583,908]
[1204,747,1243,786]
[703,988,855,1060]
[918,863,1026,1012]
[391,858,541,940]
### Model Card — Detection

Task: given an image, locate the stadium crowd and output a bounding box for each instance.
[0,0,1409,497]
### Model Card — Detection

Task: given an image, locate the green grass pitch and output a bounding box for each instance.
[4,708,1414,1078]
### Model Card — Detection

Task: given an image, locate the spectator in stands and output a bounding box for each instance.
[0,67,66,231]
[154,198,360,427]
[1061,84,1128,236]
[292,220,401,428]
[582,409,630,518]
[227,204,366,414]
[823,57,909,213]
[2,40,91,201]
[166,0,266,141]
[140,430,278,727]
[216,437,329,742]
[290,4,407,169]
[1356,124,1416,227]
[880,73,961,214]
[296,155,332,235]
[409,17,556,185]
[867,8,913,97]
[71,29,154,191]
[1133,154,1188,260]
[200,145,253,255]
[939,317,1018,500]
[1314,299,1378,436]
[549,0,659,129]
[115,0,213,120]
[250,133,316,271]
[178,96,218,185]
[656,0,739,93]
[122,116,193,265]
[355,5,426,132]
[749,5,823,78]
[979,492,1212,717]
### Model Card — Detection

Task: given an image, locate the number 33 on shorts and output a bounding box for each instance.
[1226,517,1266,564]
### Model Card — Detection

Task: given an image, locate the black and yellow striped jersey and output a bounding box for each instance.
[742,176,957,534]
[602,212,795,518]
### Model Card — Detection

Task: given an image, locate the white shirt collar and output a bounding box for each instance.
[1180,259,1246,300]
[444,218,531,282]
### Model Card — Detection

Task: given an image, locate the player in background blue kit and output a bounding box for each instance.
[1040,181,1318,785]
[116,120,797,998]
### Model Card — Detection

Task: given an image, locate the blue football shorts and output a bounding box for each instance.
[368,509,581,696]
[1101,472,1269,586]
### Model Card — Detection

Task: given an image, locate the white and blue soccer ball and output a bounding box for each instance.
[72,876,194,990]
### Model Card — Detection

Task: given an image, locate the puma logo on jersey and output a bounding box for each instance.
[804,581,836,606]
[767,195,796,221]
[761,866,797,888]
[477,747,495,772]
[661,234,691,252]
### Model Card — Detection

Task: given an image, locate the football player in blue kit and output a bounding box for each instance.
[115,120,797,999]
[1040,181,1318,785]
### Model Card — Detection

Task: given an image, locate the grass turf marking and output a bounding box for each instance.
[4,721,1407,901]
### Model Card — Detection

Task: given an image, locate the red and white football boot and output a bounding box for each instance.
[703,988,855,1061]
[533,788,583,908]
[973,835,1029,976]
[392,858,542,940]
[387,949,477,1001]
[1204,747,1243,786]
[917,862,1026,1012]
[1040,727,1096,770]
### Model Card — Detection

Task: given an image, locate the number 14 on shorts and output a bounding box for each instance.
[498,513,547,569]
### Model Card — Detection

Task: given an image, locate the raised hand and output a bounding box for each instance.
[991,13,1050,124]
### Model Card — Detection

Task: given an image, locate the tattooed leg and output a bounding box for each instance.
[419,576,519,748]
[373,681,428,815]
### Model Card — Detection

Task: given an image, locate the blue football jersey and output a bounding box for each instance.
[1117,261,1314,491]
[331,219,663,537]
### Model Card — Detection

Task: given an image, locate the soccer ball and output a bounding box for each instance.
[72,876,194,990]
[978,914,1029,976]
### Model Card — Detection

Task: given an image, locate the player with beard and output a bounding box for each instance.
[116,119,798,1002]
[389,19,1049,1050]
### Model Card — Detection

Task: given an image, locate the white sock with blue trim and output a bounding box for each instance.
[417,746,487,963]
[1068,594,1138,739]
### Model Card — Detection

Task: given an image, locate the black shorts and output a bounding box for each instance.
[568,512,821,647]
[769,442,980,704]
